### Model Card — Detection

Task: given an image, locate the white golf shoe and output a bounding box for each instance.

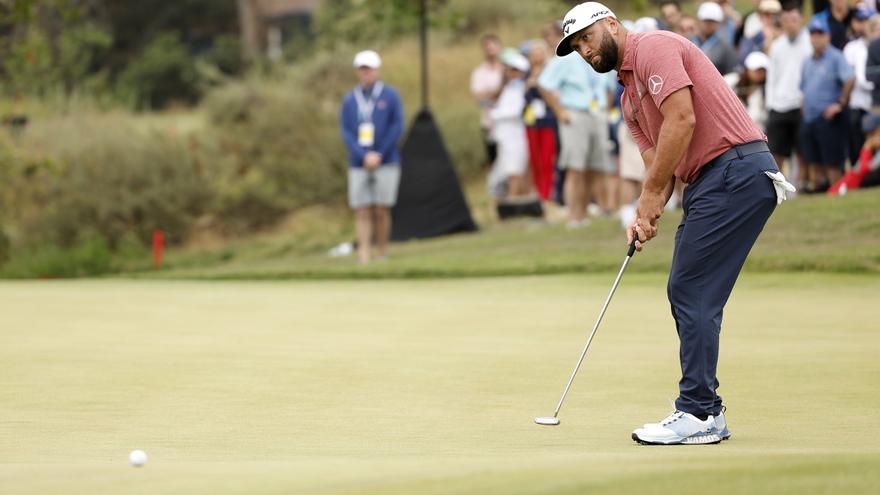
[632,410,722,445]
[641,408,731,441]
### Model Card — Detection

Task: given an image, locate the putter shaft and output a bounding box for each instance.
[550,250,635,418]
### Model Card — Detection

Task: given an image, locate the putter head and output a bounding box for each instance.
[535,416,560,426]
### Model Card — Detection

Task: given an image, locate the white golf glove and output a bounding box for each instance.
[764,171,796,205]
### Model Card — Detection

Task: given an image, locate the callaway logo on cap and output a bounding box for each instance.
[555,2,616,57]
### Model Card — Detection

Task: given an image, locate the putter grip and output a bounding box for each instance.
[628,234,638,257]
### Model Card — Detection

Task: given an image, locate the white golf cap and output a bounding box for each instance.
[744,51,769,71]
[697,2,725,23]
[555,2,616,57]
[353,50,381,69]
[502,51,530,72]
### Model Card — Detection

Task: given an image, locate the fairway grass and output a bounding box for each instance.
[1,274,878,494]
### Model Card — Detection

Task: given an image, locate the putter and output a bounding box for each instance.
[535,234,639,426]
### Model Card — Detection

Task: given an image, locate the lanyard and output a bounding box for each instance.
[354,82,384,123]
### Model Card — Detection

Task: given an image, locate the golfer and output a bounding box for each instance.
[556,2,794,445]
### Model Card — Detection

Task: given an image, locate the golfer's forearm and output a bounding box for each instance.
[645,116,693,193]
[641,147,675,204]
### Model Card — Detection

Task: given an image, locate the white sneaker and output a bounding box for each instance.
[632,411,721,445]
[641,409,731,441]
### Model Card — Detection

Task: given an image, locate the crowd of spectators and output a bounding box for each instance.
[470,0,880,227]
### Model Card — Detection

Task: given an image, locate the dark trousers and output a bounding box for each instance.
[849,108,867,167]
[669,148,778,417]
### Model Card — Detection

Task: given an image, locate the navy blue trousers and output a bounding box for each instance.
[669,149,778,418]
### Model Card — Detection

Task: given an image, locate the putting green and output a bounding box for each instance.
[1,274,877,494]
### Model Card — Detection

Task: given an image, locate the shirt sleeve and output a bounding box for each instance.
[836,52,855,84]
[634,35,694,109]
[375,89,405,162]
[538,57,562,91]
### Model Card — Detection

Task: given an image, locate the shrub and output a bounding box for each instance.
[12,114,213,249]
[116,33,202,109]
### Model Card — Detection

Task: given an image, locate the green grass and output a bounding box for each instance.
[140,188,880,280]
[1,274,877,494]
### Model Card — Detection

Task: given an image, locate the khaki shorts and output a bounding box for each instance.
[348,165,400,209]
[558,110,612,173]
[618,124,645,182]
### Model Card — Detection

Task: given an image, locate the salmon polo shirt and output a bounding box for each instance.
[618,31,765,183]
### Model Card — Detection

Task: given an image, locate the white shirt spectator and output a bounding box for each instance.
[843,37,875,112]
[766,29,812,112]
[487,78,528,196]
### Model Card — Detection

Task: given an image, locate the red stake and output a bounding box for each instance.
[152,229,164,269]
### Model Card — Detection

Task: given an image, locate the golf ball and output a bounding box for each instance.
[129,449,147,467]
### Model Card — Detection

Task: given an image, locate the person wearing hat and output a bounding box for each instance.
[738,51,771,129]
[487,50,531,202]
[339,50,404,264]
[694,2,739,75]
[843,6,879,163]
[737,0,782,67]
[556,1,795,445]
[800,15,855,193]
[816,0,857,50]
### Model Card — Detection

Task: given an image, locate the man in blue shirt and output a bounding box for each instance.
[539,51,616,227]
[800,16,854,193]
[340,50,404,264]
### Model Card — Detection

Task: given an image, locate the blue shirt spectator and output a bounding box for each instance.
[538,54,614,112]
[800,44,854,122]
[340,83,404,168]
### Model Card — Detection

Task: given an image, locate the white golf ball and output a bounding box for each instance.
[128,449,147,467]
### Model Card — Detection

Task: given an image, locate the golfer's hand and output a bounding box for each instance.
[631,190,665,251]
[823,103,843,120]
[363,151,382,170]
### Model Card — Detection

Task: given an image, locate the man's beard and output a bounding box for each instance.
[587,31,619,73]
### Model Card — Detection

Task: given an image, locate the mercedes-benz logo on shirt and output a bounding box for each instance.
[648,75,664,95]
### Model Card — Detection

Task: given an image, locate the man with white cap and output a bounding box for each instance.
[554,2,794,445]
[340,50,404,264]
[694,2,739,75]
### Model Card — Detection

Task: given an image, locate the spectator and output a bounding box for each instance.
[867,15,880,108]
[487,50,530,202]
[713,0,743,45]
[678,14,700,39]
[658,1,683,32]
[736,51,771,129]
[523,40,557,203]
[766,5,812,181]
[738,0,782,66]
[538,51,614,227]
[739,0,768,44]
[843,7,878,162]
[470,34,504,167]
[696,2,740,75]
[340,51,404,265]
[540,21,567,204]
[818,0,856,50]
[800,15,855,192]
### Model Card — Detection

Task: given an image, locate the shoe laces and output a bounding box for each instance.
[660,410,686,426]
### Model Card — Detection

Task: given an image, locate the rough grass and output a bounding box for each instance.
[0,273,877,494]
[137,188,880,280]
